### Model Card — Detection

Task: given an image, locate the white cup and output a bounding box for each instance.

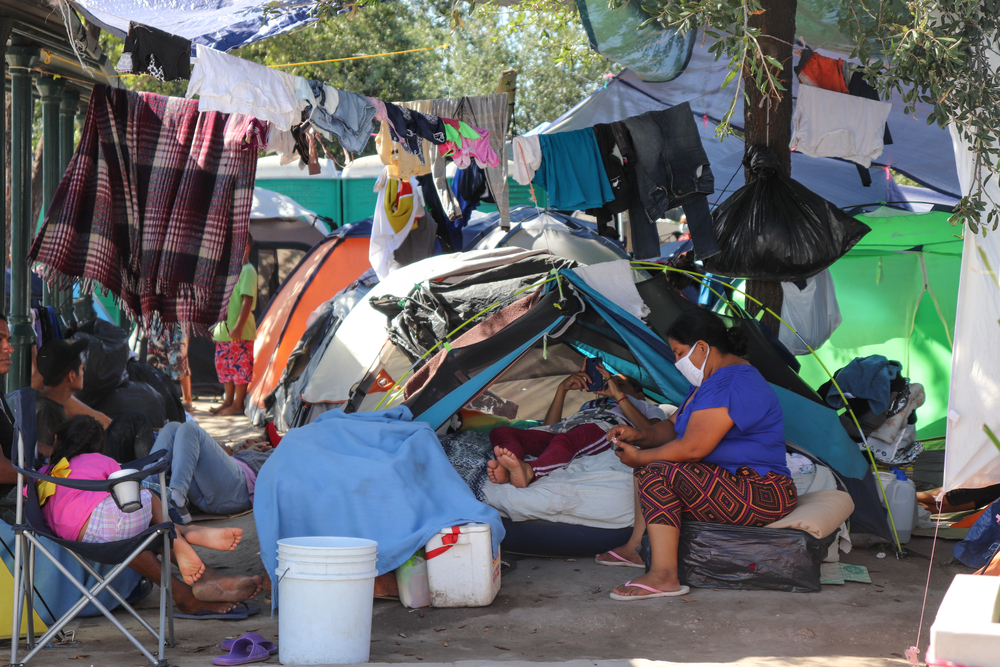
[108,469,143,513]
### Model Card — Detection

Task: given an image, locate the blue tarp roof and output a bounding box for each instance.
[71,0,321,52]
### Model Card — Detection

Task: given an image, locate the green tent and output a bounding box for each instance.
[794,208,961,446]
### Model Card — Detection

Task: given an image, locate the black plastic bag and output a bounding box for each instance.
[640,521,834,592]
[126,359,185,424]
[73,319,130,405]
[93,380,167,428]
[702,146,871,281]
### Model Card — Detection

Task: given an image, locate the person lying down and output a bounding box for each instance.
[37,416,244,586]
[487,361,664,487]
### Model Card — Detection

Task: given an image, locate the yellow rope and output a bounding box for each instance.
[272,43,449,68]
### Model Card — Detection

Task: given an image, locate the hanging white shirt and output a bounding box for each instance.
[186,45,301,131]
[511,135,542,186]
[790,84,892,168]
[369,167,425,280]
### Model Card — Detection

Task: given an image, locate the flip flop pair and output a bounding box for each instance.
[609,580,691,601]
[595,550,644,568]
[214,631,278,665]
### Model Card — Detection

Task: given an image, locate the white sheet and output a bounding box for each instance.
[482,450,635,529]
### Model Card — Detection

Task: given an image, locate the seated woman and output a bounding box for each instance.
[488,362,663,487]
[37,416,244,586]
[599,310,796,600]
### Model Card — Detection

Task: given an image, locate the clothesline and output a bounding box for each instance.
[272,44,450,68]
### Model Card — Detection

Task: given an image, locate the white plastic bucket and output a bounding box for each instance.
[276,536,378,665]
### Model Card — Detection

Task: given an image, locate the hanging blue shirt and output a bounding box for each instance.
[674,365,790,478]
[532,128,615,211]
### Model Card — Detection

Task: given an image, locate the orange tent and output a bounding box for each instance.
[247,221,372,422]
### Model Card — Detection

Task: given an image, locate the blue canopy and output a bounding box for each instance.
[72,0,321,52]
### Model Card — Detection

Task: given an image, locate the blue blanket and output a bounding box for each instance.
[254,407,504,608]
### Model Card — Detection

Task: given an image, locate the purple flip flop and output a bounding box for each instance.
[221,632,277,655]
[213,636,273,665]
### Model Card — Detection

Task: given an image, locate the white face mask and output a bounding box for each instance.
[675,342,709,387]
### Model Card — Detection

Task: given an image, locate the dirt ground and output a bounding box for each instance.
[3,403,970,667]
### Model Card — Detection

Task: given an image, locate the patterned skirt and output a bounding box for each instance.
[635,461,797,529]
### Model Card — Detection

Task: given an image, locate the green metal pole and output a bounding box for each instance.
[37,76,63,312]
[59,89,80,323]
[6,41,39,390]
[0,20,12,395]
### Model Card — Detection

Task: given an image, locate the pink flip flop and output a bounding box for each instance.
[595,550,644,568]
[609,580,691,601]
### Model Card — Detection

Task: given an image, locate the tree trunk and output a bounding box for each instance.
[742,0,797,333]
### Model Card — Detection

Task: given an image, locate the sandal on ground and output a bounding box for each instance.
[221,632,277,655]
[595,550,644,568]
[609,580,690,601]
[213,635,272,665]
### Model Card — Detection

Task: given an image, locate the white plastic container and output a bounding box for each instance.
[425,523,500,607]
[879,468,917,544]
[275,537,378,665]
[395,550,431,608]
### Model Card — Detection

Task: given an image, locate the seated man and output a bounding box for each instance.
[149,420,274,521]
[35,339,155,463]
[487,362,663,487]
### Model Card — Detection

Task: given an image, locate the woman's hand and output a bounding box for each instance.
[614,443,644,468]
[607,424,641,447]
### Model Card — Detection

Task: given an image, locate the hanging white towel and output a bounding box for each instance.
[511,135,542,186]
[186,45,301,131]
[790,85,892,168]
[369,167,425,281]
[778,269,842,355]
[573,259,650,320]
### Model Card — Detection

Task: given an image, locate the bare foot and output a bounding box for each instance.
[178,525,242,551]
[173,535,206,585]
[487,450,509,485]
[496,447,534,488]
[596,544,643,565]
[192,572,264,603]
[215,403,245,416]
[208,402,231,415]
[174,586,238,616]
[612,572,683,598]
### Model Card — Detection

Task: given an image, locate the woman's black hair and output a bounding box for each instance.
[666,309,749,357]
[48,415,106,465]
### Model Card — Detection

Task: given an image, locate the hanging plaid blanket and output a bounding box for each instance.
[29,84,258,331]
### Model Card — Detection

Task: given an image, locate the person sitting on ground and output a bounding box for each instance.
[598,310,797,600]
[149,420,275,520]
[487,362,663,488]
[35,339,156,463]
[211,235,257,417]
[917,484,1000,513]
[37,416,244,586]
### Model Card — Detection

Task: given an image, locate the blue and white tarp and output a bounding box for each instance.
[71,0,321,52]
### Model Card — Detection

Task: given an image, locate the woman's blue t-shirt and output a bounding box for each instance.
[674,365,790,478]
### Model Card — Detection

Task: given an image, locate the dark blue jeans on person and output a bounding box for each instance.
[622,102,719,260]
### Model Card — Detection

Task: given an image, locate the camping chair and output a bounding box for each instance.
[8,388,175,666]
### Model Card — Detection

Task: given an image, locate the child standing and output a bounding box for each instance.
[211,235,257,416]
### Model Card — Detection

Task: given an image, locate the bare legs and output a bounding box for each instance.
[210,382,235,414]
[149,495,244,585]
[596,478,646,565]
[179,375,194,411]
[127,552,263,615]
[611,523,684,596]
[216,384,247,416]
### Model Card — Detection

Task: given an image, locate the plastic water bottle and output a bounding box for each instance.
[883,467,917,544]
